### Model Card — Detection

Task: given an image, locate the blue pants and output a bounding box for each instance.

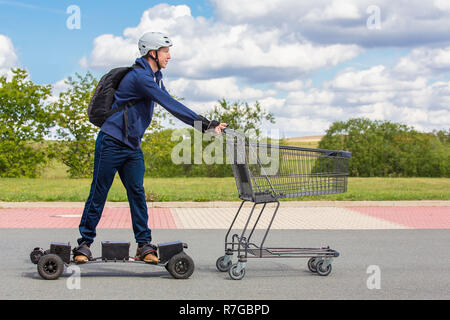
[77,131,151,246]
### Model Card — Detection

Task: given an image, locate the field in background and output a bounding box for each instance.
[1,176,448,202]
[3,135,446,202]
[281,136,322,149]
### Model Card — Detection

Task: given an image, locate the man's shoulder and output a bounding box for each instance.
[130,65,157,82]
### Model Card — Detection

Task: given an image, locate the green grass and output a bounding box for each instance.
[5,137,446,202]
[40,158,70,179]
[0,176,448,202]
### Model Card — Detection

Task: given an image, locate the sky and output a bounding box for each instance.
[1,0,449,138]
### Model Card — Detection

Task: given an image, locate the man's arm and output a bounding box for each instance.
[135,73,198,127]
[135,73,226,133]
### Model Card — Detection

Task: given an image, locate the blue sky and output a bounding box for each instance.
[1,0,449,137]
[0,0,214,84]
[0,0,409,85]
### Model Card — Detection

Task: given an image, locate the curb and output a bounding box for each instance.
[1,200,449,209]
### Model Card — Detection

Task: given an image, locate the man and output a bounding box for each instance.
[73,32,227,263]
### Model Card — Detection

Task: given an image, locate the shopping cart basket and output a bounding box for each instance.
[216,128,352,280]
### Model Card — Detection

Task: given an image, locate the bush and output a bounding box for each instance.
[319,118,449,177]
[0,140,49,178]
[141,128,233,177]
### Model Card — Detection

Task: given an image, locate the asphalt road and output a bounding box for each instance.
[1,228,449,300]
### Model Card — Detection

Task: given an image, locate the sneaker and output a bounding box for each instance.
[135,243,158,263]
[73,243,91,263]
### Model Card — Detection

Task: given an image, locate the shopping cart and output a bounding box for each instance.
[216,128,352,280]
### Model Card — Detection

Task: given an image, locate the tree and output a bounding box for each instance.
[0,68,53,177]
[206,99,275,138]
[50,72,98,178]
[142,99,277,178]
[319,118,449,177]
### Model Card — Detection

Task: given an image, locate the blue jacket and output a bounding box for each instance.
[100,56,199,149]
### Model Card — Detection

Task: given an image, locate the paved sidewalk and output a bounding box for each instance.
[0,201,449,230]
[1,200,449,208]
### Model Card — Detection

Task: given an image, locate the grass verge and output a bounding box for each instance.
[0,177,448,202]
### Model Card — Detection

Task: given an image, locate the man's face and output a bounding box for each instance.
[156,47,171,69]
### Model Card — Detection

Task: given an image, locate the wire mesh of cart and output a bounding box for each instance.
[215,128,352,280]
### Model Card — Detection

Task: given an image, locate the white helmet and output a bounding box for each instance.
[138,32,173,56]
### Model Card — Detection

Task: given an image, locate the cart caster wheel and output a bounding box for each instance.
[307,257,318,273]
[30,247,45,265]
[229,263,246,280]
[316,260,332,276]
[167,252,195,279]
[37,254,64,280]
[216,256,232,272]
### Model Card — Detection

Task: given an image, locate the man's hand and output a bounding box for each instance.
[215,123,228,134]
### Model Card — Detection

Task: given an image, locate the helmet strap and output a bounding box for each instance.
[147,50,161,71]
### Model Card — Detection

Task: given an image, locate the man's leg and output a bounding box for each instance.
[77,132,124,246]
[117,148,152,245]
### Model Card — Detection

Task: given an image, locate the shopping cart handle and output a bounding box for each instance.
[222,126,242,136]
[222,125,230,134]
[325,150,352,158]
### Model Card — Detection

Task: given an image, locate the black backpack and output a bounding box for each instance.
[88,64,143,129]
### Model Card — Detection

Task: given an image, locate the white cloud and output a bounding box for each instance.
[0,34,18,78]
[304,0,361,21]
[434,0,450,11]
[166,77,276,102]
[212,0,281,22]
[80,3,362,82]
[76,3,449,137]
[286,89,335,108]
[79,34,139,69]
[274,116,333,137]
[274,79,312,91]
[123,4,194,39]
[329,65,428,92]
[45,78,71,104]
[258,61,450,136]
[394,46,450,77]
[213,0,450,47]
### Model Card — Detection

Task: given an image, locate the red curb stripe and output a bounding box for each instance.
[161,208,178,229]
[0,207,178,229]
[347,206,450,229]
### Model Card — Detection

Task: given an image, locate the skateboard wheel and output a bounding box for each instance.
[37,254,64,280]
[166,252,194,279]
[30,247,45,265]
